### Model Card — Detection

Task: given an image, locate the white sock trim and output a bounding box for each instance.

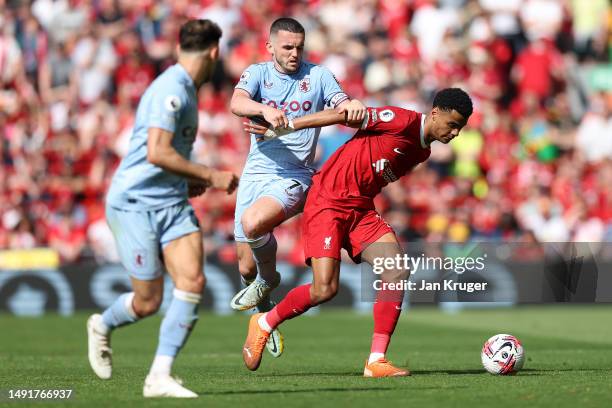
[124,292,138,319]
[149,355,174,376]
[173,289,202,304]
[247,232,272,249]
[258,313,272,333]
[368,352,385,365]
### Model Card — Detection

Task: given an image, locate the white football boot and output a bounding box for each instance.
[230,278,278,311]
[257,297,284,358]
[143,374,198,398]
[87,314,112,379]
[231,279,285,358]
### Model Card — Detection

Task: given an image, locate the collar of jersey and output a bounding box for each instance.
[269,61,304,79]
[175,63,196,89]
[420,114,428,149]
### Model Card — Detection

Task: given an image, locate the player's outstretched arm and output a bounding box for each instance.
[243,108,365,141]
[293,107,365,130]
[230,88,289,128]
[147,127,238,193]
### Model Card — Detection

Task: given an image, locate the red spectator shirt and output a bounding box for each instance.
[312,106,431,210]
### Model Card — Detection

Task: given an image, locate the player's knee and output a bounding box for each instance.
[176,273,206,294]
[241,217,261,240]
[133,294,162,317]
[194,273,206,292]
[311,282,338,304]
[242,212,272,239]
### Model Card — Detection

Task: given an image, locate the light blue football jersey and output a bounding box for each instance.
[236,61,348,183]
[106,64,199,211]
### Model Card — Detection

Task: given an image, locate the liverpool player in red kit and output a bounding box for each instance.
[241,88,473,376]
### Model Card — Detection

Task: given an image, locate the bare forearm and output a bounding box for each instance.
[149,148,211,181]
[230,94,267,117]
[292,109,355,130]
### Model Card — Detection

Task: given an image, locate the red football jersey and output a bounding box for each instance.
[312,106,430,209]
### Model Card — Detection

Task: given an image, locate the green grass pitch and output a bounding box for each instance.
[1,306,611,407]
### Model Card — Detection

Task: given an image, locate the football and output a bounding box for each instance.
[481,334,525,375]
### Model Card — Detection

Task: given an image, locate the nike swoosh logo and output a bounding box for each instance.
[395,306,402,310]
[233,288,249,306]
[393,148,405,155]
[268,334,278,353]
[243,347,252,358]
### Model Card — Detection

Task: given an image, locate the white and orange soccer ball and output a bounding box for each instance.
[481,334,525,375]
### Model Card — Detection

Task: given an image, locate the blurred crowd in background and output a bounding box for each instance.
[0,0,610,265]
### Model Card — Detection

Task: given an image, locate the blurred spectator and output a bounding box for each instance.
[517,191,570,242]
[569,0,609,61]
[575,92,612,163]
[410,0,461,65]
[512,38,564,103]
[519,0,563,42]
[38,38,76,104]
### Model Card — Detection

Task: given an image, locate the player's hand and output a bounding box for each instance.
[244,119,270,136]
[244,119,295,142]
[262,105,289,129]
[188,180,211,197]
[338,99,366,123]
[210,170,239,194]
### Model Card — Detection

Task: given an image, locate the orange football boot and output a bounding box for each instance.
[363,358,411,377]
[242,313,270,371]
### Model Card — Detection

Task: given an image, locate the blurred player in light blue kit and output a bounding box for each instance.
[86,19,238,398]
[229,17,365,356]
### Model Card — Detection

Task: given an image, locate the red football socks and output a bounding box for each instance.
[265,284,313,330]
[264,282,403,356]
[371,299,402,354]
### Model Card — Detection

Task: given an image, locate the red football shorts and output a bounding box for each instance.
[302,198,394,265]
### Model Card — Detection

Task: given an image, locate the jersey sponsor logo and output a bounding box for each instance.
[330,92,349,108]
[261,98,312,112]
[299,78,311,92]
[382,166,398,183]
[372,158,398,183]
[164,95,181,112]
[324,236,332,250]
[393,148,405,155]
[380,109,395,122]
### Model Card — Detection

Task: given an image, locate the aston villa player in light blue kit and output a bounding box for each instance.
[229,17,365,357]
[86,20,238,398]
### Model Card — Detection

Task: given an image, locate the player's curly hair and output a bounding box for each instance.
[433,88,473,119]
[179,19,222,52]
